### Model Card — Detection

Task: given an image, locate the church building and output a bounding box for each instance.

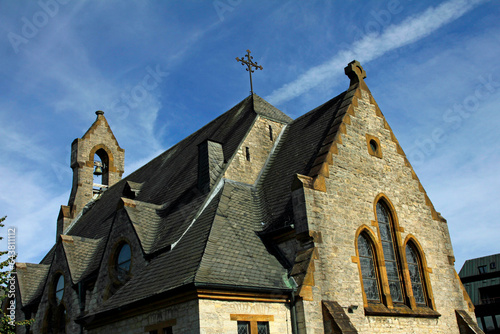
[15,61,483,333]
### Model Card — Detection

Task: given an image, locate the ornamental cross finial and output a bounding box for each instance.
[236,49,263,95]
[344,60,366,85]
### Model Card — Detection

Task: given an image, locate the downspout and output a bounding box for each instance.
[284,275,298,334]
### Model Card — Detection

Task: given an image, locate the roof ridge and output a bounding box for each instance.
[126,95,253,182]
[292,89,348,124]
[251,93,293,124]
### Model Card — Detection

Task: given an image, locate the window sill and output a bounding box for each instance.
[364,303,440,318]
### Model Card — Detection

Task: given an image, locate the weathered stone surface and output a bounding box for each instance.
[224,116,285,185]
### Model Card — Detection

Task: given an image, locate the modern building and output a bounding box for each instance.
[15,60,483,333]
[459,254,500,333]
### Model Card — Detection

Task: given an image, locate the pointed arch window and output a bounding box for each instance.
[358,233,380,302]
[406,242,426,305]
[355,196,438,316]
[376,201,403,303]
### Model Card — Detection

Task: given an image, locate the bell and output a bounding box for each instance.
[93,165,103,176]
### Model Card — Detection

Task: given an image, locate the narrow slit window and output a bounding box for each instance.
[245,147,250,161]
[269,125,273,141]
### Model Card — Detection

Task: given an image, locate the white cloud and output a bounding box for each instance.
[0,164,69,263]
[266,0,490,105]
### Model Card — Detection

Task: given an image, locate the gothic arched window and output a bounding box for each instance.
[357,233,380,302]
[406,242,426,305]
[376,201,404,303]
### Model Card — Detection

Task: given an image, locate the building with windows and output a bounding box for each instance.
[459,254,500,333]
[15,61,483,333]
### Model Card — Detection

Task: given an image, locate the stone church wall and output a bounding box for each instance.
[198,299,292,334]
[224,116,285,185]
[297,88,472,333]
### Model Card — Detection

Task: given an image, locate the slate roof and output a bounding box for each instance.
[28,87,359,320]
[16,263,50,306]
[61,235,105,284]
[259,84,358,230]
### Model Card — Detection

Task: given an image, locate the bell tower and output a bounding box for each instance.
[57,111,124,235]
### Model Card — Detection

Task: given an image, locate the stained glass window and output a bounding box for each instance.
[376,202,403,303]
[406,243,426,305]
[358,233,380,301]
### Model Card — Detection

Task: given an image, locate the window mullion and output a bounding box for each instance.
[250,321,258,334]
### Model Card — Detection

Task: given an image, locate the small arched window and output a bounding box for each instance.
[358,233,380,302]
[116,243,131,279]
[376,201,403,303]
[406,242,426,305]
[55,274,64,303]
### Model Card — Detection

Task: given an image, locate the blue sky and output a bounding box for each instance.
[0,0,499,271]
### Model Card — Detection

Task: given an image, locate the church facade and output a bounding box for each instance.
[15,61,483,333]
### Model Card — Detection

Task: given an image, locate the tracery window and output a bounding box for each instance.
[376,201,403,303]
[355,196,437,316]
[357,233,380,302]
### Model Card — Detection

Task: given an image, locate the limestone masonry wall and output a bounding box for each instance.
[90,299,200,334]
[199,299,292,334]
[296,88,472,333]
[224,116,284,185]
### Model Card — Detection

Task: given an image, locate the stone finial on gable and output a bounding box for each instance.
[345,60,367,86]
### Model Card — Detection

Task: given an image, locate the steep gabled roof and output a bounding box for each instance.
[16,263,50,306]
[38,77,369,323]
[195,181,288,288]
[258,88,354,229]
[252,94,293,123]
[60,235,105,284]
[88,188,223,315]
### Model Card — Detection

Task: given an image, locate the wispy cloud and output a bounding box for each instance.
[266,0,489,105]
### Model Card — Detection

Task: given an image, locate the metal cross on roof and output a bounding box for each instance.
[236,49,263,95]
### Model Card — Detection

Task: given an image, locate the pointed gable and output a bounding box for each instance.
[60,235,104,283]
[16,263,50,306]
